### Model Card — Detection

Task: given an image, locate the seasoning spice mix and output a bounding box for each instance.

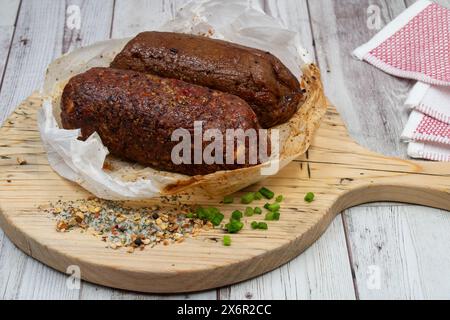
[46,197,210,252]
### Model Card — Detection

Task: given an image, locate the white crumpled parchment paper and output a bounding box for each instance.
[38,0,312,200]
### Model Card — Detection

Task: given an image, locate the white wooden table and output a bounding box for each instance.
[1,0,449,300]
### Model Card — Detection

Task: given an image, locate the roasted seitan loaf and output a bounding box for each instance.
[111,31,304,128]
[61,67,267,176]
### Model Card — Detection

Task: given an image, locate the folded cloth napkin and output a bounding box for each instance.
[408,141,450,162]
[405,82,450,125]
[401,110,450,145]
[402,82,450,161]
[353,0,450,86]
[353,0,450,162]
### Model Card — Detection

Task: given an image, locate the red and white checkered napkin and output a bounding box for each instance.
[401,111,450,161]
[353,0,450,86]
[353,0,450,162]
[401,82,450,161]
[405,82,450,124]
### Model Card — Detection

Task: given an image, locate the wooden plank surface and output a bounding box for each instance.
[112,0,191,38]
[0,0,65,125]
[346,205,450,300]
[220,217,356,300]
[14,0,115,300]
[0,0,32,300]
[0,0,449,299]
[62,0,114,54]
[308,0,450,300]
[0,0,114,300]
[0,0,20,86]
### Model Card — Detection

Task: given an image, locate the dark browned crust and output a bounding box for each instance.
[111,31,304,128]
[61,67,264,176]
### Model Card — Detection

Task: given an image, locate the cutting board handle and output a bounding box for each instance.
[306,117,449,213]
[331,149,450,212]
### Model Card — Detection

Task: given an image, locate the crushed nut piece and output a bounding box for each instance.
[75,212,84,223]
[56,221,68,231]
[16,158,27,165]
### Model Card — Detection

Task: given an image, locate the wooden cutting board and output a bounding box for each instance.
[0,94,449,293]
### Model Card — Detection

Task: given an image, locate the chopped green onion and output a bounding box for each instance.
[304,192,315,203]
[225,220,244,234]
[265,211,280,221]
[264,202,280,212]
[276,195,284,203]
[195,207,208,220]
[223,195,234,204]
[186,213,195,219]
[265,212,274,221]
[254,207,262,215]
[196,207,224,226]
[241,192,255,204]
[210,212,225,226]
[254,191,263,200]
[251,221,269,230]
[257,222,268,230]
[245,207,254,217]
[259,187,274,199]
[231,210,243,221]
[223,235,232,246]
